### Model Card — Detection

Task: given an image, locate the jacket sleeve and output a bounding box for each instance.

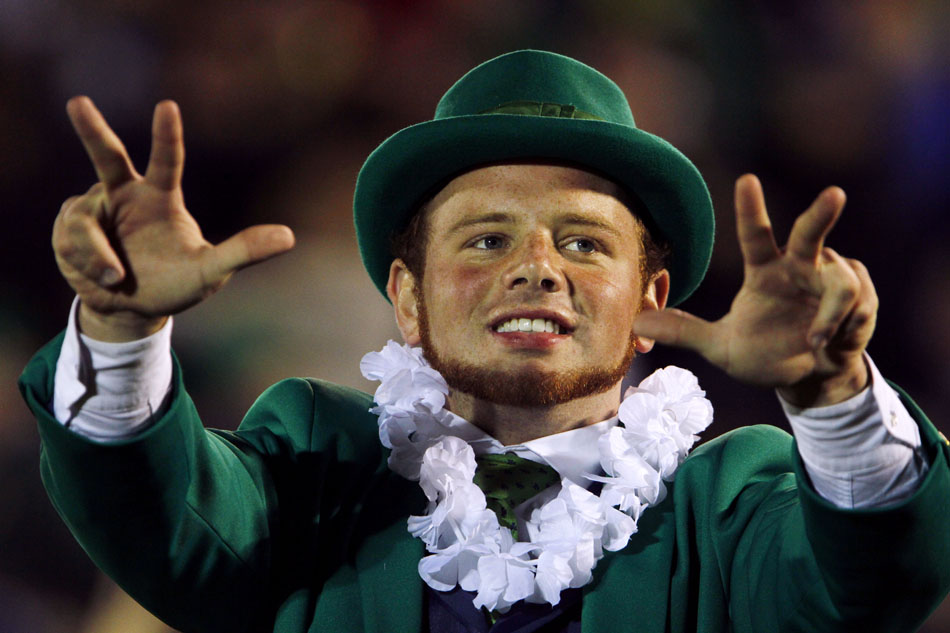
[677,388,950,633]
[18,332,390,633]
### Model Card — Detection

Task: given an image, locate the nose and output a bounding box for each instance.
[504,234,566,293]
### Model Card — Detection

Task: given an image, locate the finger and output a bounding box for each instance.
[786,186,846,261]
[144,100,185,191]
[202,224,296,285]
[53,196,126,286]
[734,174,779,267]
[634,308,716,356]
[838,259,878,342]
[66,96,137,190]
[59,195,81,214]
[808,248,860,348]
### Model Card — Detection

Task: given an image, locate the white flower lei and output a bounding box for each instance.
[360,341,713,613]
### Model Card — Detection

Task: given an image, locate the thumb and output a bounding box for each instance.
[634,308,714,355]
[205,224,296,283]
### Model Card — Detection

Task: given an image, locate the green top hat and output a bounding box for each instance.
[354,49,714,306]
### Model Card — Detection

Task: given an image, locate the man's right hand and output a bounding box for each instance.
[54,97,295,341]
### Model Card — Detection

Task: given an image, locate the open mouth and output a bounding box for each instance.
[492,316,573,335]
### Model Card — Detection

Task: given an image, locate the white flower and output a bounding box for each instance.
[375,413,434,479]
[601,505,637,551]
[557,483,635,556]
[524,498,583,562]
[408,482,497,550]
[361,341,448,415]
[533,550,574,605]
[408,438,498,549]
[617,367,713,480]
[362,343,466,480]
[418,541,483,592]
[596,479,645,522]
[374,409,417,452]
[627,366,713,455]
[525,496,595,590]
[597,426,657,481]
[521,482,635,597]
[360,340,427,382]
[636,365,704,402]
[590,367,711,525]
[459,530,538,613]
[418,437,478,499]
[617,393,680,477]
[554,484,606,550]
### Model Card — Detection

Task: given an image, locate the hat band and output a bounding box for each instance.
[478,100,604,121]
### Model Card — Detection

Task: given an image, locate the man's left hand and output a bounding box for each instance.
[634,174,876,407]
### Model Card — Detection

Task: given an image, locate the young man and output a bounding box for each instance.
[20,50,950,632]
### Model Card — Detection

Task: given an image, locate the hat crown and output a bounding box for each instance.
[355,49,713,307]
[434,50,636,127]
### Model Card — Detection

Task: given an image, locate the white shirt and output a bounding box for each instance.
[52,298,927,509]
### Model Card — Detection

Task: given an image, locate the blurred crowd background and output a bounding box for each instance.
[1,0,947,631]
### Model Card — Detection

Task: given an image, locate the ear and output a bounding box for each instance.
[387,258,422,346]
[635,269,670,354]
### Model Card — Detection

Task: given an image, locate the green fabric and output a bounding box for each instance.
[473,452,560,538]
[19,334,950,632]
[354,50,715,307]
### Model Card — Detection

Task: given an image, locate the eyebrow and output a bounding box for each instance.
[446,211,626,239]
[446,212,515,234]
[557,213,625,240]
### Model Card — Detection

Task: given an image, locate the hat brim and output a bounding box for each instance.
[354,113,713,306]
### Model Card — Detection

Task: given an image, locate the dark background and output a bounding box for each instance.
[1,1,947,631]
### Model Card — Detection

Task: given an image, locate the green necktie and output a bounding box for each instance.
[473,452,561,540]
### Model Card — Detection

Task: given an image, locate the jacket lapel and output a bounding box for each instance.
[356,508,425,632]
[581,494,675,632]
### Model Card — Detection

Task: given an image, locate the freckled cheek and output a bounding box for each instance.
[447,265,493,300]
[573,271,641,333]
[426,264,497,328]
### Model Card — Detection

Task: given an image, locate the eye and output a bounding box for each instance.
[473,235,507,250]
[563,238,597,253]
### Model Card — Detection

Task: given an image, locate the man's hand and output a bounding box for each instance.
[635,174,876,407]
[53,97,295,341]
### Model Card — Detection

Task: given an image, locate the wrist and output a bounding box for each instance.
[78,302,168,342]
[777,355,870,408]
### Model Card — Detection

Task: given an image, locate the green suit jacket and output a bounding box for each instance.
[19,333,950,632]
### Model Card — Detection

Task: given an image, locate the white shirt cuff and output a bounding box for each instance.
[53,297,174,440]
[779,354,927,508]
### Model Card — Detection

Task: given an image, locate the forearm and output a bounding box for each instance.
[54,297,172,439]
[780,354,927,508]
[792,416,950,632]
[23,322,279,632]
[776,353,869,408]
[78,300,167,342]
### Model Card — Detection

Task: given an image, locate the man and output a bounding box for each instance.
[19,50,950,632]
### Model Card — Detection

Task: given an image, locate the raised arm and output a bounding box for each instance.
[54,97,295,341]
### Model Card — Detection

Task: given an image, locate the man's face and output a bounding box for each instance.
[392,163,663,406]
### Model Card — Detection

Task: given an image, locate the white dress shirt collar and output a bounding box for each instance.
[442,411,618,486]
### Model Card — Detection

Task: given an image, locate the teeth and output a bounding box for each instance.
[494,318,563,334]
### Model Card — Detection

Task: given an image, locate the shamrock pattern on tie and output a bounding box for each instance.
[473,452,561,540]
